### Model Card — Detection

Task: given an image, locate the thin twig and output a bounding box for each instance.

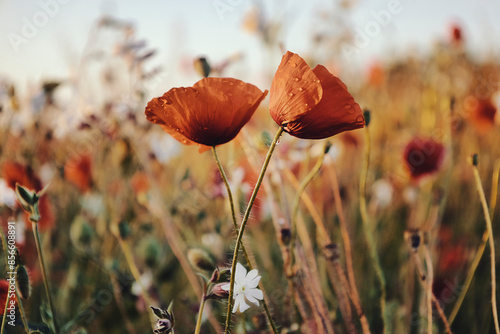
[327,161,371,334]
[411,251,453,334]
[471,157,500,334]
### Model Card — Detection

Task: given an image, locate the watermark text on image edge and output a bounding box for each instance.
[6,221,17,326]
[7,0,71,54]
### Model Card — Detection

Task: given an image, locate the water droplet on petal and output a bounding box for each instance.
[304,103,308,107]
[289,93,294,97]
[290,62,297,68]
[293,77,300,82]
[298,88,303,92]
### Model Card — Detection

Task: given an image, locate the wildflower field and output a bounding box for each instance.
[0,2,500,334]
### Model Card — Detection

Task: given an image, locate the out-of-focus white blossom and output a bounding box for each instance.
[0,179,16,208]
[371,179,394,209]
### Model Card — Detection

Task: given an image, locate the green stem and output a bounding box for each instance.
[224,127,283,334]
[114,233,157,330]
[211,147,278,334]
[194,286,207,334]
[472,162,500,334]
[0,230,10,334]
[33,223,59,333]
[359,123,387,333]
[15,290,30,334]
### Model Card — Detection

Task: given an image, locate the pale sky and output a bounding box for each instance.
[1,0,500,95]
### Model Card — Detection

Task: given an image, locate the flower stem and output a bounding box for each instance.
[289,141,328,276]
[212,147,278,334]
[359,124,387,333]
[448,158,500,325]
[112,227,157,330]
[224,126,283,334]
[423,245,434,334]
[411,250,452,334]
[194,286,207,334]
[471,158,500,334]
[33,222,59,333]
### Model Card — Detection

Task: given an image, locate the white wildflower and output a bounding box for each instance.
[221,263,263,313]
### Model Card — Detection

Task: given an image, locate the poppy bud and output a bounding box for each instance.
[363,109,371,127]
[471,153,478,167]
[187,248,216,272]
[280,227,292,246]
[323,243,340,261]
[193,57,211,78]
[118,221,131,240]
[405,229,421,250]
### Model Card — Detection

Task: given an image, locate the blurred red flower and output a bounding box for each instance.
[0,280,12,314]
[469,97,497,131]
[367,62,385,87]
[64,155,93,193]
[131,171,150,195]
[403,137,445,181]
[269,51,364,139]
[145,78,268,152]
[449,23,463,45]
[1,162,54,230]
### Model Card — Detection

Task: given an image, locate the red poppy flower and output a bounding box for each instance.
[469,97,497,131]
[403,137,445,181]
[64,154,93,193]
[449,23,463,45]
[269,51,364,139]
[1,162,54,230]
[145,78,268,152]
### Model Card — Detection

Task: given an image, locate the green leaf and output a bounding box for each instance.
[150,305,164,319]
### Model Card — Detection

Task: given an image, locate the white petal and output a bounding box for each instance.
[233,294,250,313]
[245,269,259,283]
[220,283,230,291]
[245,288,264,306]
[234,263,247,283]
[245,275,261,289]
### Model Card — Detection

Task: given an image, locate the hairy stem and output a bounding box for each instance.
[33,222,59,333]
[224,127,283,334]
[212,146,278,334]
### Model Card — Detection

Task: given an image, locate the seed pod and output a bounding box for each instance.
[16,265,30,299]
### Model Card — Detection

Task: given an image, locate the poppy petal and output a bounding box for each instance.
[284,65,364,139]
[145,78,267,148]
[269,51,323,125]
